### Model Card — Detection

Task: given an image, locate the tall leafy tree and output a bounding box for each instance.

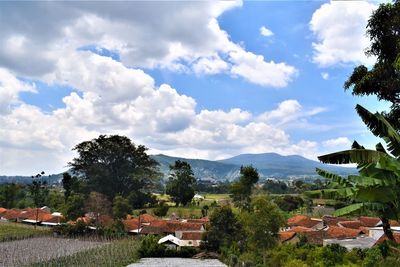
[112,195,132,219]
[317,105,400,240]
[202,206,244,252]
[230,165,259,210]
[166,160,196,206]
[69,135,161,200]
[344,1,400,129]
[240,196,285,265]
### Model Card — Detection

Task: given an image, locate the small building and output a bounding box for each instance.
[193,194,204,201]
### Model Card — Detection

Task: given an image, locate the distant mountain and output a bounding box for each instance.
[151,153,356,181]
[0,153,357,184]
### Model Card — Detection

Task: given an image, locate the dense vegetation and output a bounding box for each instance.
[0,222,51,242]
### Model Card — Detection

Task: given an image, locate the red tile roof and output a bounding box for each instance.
[288,215,322,228]
[338,220,362,229]
[279,231,296,242]
[290,226,314,233]
[181,232,204,241]
[123,218,140,231]
[0,208,7,215]
[322,216,350,227]
[186,218,209,224]
[141,220,204,234]
[1,209,21,220]
[359,216,381,227]
[326,226,365,239]
[375,233,400,245]
[139,214,157,223]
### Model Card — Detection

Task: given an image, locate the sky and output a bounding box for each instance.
[0,0,391,175]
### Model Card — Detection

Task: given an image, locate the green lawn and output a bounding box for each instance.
[0,222,51,242]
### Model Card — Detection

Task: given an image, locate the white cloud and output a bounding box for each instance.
[229,49,298,87]
[0,52,322,175]
[323,137,351,148]
[0,68,36,114]
[0,1,296,88]
[310,1,377,67]
[258,99,326,126]
[321,72,329,80]
[260,26,274,37]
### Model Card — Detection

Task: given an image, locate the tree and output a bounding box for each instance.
[240,196,285,265]
[0,183,21,208]
[85,191,112,219]
[316,105,400,240]
[202,206,244,252]
[153,201,169,217]
[69,135,161,200]
[62,172,80,202]
[344,1,400,129]
[63,193,86,220]
[166,160,196,206]
[112,195,132,219]
[230,165,259,210]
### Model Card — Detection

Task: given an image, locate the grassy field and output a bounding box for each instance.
[0,221,51,242]
[30,237,140,267]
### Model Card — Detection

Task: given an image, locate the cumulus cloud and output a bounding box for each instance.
[310,1,377,67]
[260,26,274,37]
[323,137,351,148]
[0,50,321,175]
[0,1,296,88]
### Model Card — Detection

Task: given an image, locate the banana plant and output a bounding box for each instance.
[316,104,400,240]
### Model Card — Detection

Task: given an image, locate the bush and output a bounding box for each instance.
[153,202,170,217]
[138,235,198,258]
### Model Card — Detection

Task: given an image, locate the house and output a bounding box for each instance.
[323,236,377,250]
[141,220,205,235]
[123,218,140,233]
[279,231,299,244]
[193,194,204,201]
[158,234,182,250]
[286,215,324,230]
[175,231,203,247]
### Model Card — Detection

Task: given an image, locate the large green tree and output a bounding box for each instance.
[344,1,400,129]
[317,105,400,240]
[230,165,259,210]
[166,160,196,206]
[69,135,161,200]
[240,196,285,265]
[202,206,244,252]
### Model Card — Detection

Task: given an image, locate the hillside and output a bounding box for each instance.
[0,153,357,184]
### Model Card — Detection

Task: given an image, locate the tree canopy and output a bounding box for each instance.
[344,1,400,129]
[69,135,161,200]
[230,165,259,210]
[166,160,196,206]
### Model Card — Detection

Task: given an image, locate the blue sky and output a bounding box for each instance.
[0,0,389,175]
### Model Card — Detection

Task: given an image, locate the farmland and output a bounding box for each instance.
[0,236,140,267]
[0,222,51,242]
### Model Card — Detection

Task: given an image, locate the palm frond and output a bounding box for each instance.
[318,149,385,165]
[356,104,400,157]
[316,168,352,187]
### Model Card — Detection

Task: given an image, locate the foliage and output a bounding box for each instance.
[138,235,198,258]
[202,206,244,252]
[240,196,286,264]
[29,172,49,209]
[0,183,23,208]
[61,172,81,202]
[166,160,197,206]
[274,195,304,212]
[230,165,259,210]
[69,135,161,200]
[62,193,86,221]
[153,201,169,217]
[0,222,51,242]
[85,191,112,218]
[315,105,400,239]
[112,195,132,219]
[128,190,157,209]
[344,1,400,129]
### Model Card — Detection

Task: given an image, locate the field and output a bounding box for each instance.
[0,221,51,242]
[30,237,140,267]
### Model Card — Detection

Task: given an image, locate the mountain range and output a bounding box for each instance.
[0,153,357,184]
